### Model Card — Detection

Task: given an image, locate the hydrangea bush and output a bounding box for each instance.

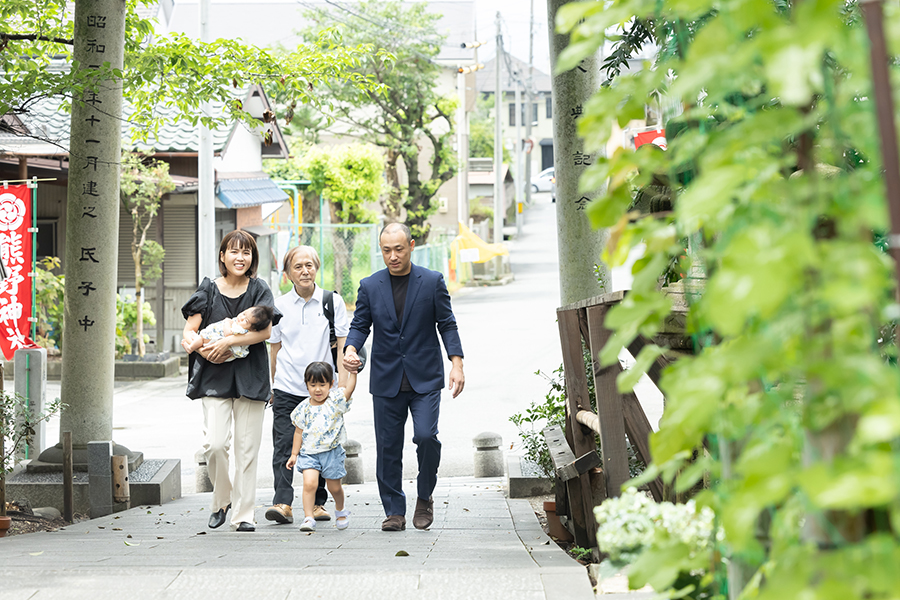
[594,487,717,564]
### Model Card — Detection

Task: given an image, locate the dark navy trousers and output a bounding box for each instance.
[373,389,442,517]
[271,389,326,507]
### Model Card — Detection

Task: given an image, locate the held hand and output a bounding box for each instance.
[286,455,297,470]
[202,337,234,364]
[448,364,465,398]
[343,348,361,373]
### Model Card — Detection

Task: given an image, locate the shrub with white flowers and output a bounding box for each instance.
[593,487,718,564]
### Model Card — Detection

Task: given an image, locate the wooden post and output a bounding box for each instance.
[557,308,600,548]
[111,455,129,505]
[586,304,630,497]
[62,432,73,522]
[861,0,900,300]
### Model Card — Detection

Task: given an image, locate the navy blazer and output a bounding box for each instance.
[346,263,463,397]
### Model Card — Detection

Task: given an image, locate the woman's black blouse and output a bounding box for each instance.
[181,276,281,402]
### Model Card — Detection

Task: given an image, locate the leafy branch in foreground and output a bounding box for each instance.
[1,0,383,143]
[558,0,900,597]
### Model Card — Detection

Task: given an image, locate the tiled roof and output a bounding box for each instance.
[0,96,233,157]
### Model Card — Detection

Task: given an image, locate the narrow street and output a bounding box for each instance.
[37,193,565,489]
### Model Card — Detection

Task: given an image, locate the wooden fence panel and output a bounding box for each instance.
[557,308,600,548]
[586,305,630,498]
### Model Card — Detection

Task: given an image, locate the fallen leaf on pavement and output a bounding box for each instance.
[395,550,409,557]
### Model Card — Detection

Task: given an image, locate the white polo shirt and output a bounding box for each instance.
[270,284,349,397]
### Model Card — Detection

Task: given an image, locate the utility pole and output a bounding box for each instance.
[493,13,503,246]
[457,66,468,230]
[457,42,484,232]
[198,0,216,281]
[524,0,535,209]
[547,0,608,305]
[514,75,523,236]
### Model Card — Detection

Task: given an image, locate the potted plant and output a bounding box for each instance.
[0,369,61,537]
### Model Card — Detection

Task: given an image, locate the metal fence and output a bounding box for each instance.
[269,223,380,304]
[267,223,459,303]
[411,240,450,281]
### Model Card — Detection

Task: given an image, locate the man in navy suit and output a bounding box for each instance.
[343,223,465,531]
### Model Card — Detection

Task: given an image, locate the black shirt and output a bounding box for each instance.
[181,277,281,401]
[390,272,413,392]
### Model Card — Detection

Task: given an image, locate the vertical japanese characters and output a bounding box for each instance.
[0,185,33,359]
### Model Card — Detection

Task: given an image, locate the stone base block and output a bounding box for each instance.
[6,458,182,514]
[4,356,180,381]
[507,455,553,498]
[131,459,182,505]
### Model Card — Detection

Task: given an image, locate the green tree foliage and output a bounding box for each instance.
[0,0,379,142]
[299,145,381,225]
[298,0,457,242]
[468,94,511,163]
[34,257,64,352]
[119,152,174,357]
[558,0,900,597]
[299,144,381,296]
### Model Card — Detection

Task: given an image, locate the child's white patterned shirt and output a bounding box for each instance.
[290,387,351,454]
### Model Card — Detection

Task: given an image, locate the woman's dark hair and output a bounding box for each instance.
[304,361,334,385]
[218,230,259,278]
[247,305,274,331]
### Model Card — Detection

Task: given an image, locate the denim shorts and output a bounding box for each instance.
[297,445,346,480]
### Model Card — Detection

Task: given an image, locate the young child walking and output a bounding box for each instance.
[285,361,355,531]
[181,305,274,361]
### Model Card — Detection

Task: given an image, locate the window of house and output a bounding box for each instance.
[532,103,539,123]
[546,96,552,119]
[36,219,58,259]
[509,102,516,126]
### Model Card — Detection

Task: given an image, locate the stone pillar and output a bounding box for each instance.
[14,348,47,460]
[194,448,213,493]
[88,441,113,518]
[473,432,504,477]
[45,1,127,467]
[547,0,609,305]
[343,439,364,484]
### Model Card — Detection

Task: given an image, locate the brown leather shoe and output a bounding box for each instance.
[312,505,331,521]
[264,504,293,524]
[381,515,406,531]
[413,496,434,530]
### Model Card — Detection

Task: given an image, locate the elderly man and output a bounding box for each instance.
[344,223,464,531]
[266,245,349,525]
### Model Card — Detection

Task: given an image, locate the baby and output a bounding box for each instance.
[181,305,274,361]
[286,361,356,531]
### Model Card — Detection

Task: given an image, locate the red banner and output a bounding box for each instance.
[0,184,36,360]
[634,129,667,150]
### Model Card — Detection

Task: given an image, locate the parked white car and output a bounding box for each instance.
[531,167,555,193]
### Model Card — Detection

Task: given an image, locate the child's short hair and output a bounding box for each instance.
[304,361,334,385]
[247,305,274,331]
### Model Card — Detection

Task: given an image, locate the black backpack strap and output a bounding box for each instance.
[322,289,338,367]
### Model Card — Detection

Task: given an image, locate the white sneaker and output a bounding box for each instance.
[335,509,350,530]
[299,516,316,532]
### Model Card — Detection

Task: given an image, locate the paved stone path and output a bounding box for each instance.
[0,477,595,600]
